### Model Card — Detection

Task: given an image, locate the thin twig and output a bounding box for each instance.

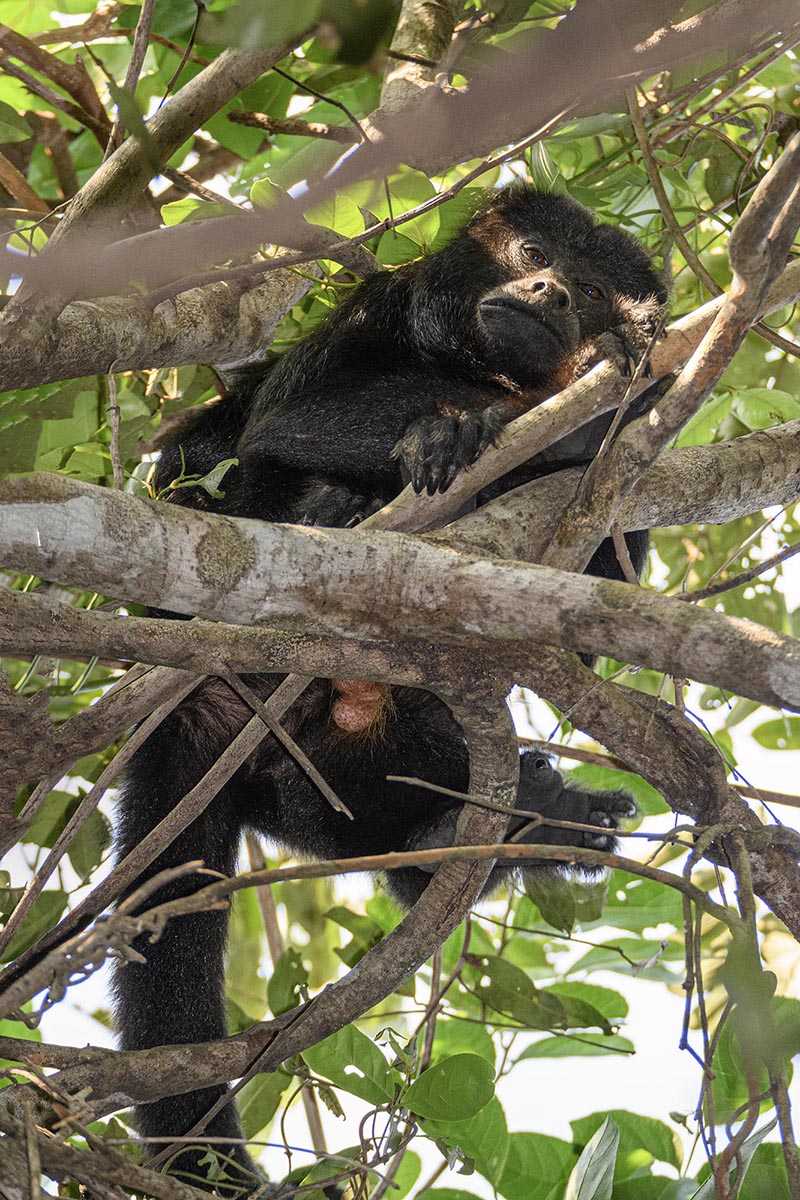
[104,0,155,158]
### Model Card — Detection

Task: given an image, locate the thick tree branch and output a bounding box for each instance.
[0,268,315,390]
[377,0,463,113]
[2,474,799,710]
[2,419,798,673]
[449,418,800,561]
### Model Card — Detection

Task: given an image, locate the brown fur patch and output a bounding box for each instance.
[331,679,392,734]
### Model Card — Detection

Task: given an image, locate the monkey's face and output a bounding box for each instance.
[477,244,615,379]
[464,188,667,386]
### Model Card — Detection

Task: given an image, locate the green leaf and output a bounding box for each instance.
[267,947,308,1015]
[403,1053,494,1121]
[225,888,266,1025]
[519,1033,634,1059]
[303,1026,396,1104]
[708,1001,800,1124]
[306,193,364,239]
[690,1118,777,1198]
[431,1018,496,1068]
[565,1116,619,1200]
[497,1132,578,1200]
[548,982,629,1020]
[161,197,233,225]
[615,1180,698,1199]
[326,903,383,967]
[571,1111,681,1173]
[388,1150,421,1199]
[165,456,239,500]
[319,0,397,65]
[752,716,800,750]
[22,790,75,849]
[705,150,740,205]
[417,1191,484,1200]
[524,873,576,932]
[0,884,23,923]
[468,955,567,1028]
[571,937,682,981]
[199,0,321,48]
[601,873,684,935]
[424,1096,509,1181]
[250,178,291,210]
[731,387,800,431]
[674,391,733,447]
[68,810,111,882]
[0,100,32,143]
[542,990,613,1034]
[1,890,69,961]
[377,230,423,265]
[237,1069,291,1138]
[735,1143,792,1199]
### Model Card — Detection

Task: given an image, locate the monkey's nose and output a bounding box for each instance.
[530,279,572,310]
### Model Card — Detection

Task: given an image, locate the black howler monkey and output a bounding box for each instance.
[113,186,667,1191]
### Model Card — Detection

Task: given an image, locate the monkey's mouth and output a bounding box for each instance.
[478,296,565,347]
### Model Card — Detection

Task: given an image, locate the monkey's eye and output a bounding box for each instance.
[580,282,604,300]
[522,244,548,267]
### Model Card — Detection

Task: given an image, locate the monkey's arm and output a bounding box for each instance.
[237,367,517,499]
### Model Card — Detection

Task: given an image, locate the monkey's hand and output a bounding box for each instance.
[588,321,655,378]
[513,780,636,869]
[511,754,637,870]
[589,294,664,378]
[392,405,506,495]
[296,479,386,527]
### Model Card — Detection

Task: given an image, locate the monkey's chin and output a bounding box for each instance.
[479,305,567,379]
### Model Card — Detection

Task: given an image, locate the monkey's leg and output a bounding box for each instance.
[112,695,259,1192]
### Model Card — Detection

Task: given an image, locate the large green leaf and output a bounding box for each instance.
[424,1096,510,1180]
[303,1026,396,1105]
[403,1054,494,1122]
[565,1116,619,1200]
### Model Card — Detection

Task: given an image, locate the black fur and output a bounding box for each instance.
[114,186,666,1190]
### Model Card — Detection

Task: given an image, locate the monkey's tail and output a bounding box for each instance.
[111,703,259,1192]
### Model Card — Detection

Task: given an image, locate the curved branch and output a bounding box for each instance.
[526,647,800,941]
[1,834,739,1114]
